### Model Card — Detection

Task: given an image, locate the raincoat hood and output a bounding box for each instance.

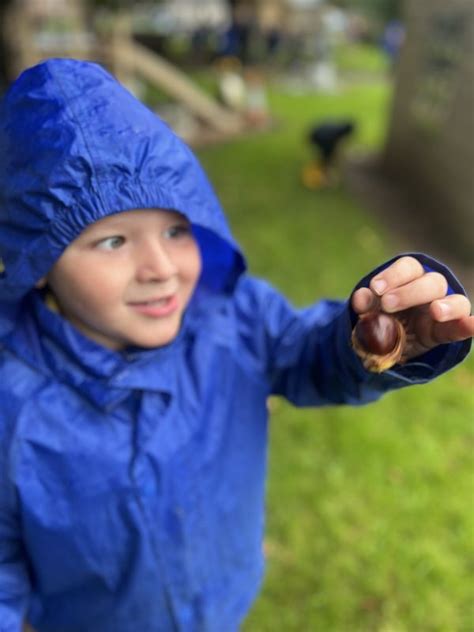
[0,58,245,334]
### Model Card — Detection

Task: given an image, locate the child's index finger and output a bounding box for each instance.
[351,287,379,314]
[370,256,425,295]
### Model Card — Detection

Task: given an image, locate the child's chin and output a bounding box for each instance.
[129,330,181,350]
[137,339,177,349]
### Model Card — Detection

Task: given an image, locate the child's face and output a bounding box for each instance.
[43,209,202,350]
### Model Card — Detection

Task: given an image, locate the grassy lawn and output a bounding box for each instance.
[196,75,473,631]
[333,42,391,77]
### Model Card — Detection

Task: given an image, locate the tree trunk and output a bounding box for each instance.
[0,0,16,90]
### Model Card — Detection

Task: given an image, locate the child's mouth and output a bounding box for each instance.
[128,295,178,318]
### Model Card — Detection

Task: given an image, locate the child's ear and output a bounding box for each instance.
[35,277,47,289]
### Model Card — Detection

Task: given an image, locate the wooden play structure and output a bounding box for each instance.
[2,2,245,145]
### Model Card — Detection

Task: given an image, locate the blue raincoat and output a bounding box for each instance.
[0,59,470,632]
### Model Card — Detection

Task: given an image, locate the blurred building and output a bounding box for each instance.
[383,0,474,261]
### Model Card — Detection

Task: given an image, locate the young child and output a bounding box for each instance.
[0,59,471,632]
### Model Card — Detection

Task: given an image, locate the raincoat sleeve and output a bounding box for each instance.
[235,254,471,407]
[0,406,31,631]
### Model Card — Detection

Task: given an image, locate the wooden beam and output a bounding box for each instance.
[115,40,244,134]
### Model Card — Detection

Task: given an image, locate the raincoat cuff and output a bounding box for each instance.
[345,253,471,386]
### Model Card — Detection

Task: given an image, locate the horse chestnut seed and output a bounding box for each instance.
[354,312,399,355]
[351,311,406,373]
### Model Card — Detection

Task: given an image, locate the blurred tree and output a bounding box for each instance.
[0,0,16,90]
[84,0,164,12]
[85,0,134,10]
[332,0,402,22]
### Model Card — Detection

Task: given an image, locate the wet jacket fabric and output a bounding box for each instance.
[0,59,470,632]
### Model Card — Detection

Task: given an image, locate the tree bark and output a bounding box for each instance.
[0,0,16,90]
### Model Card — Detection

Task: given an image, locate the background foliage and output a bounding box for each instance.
[332,0,402,22]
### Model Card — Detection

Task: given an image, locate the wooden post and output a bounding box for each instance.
[3,1,37,80]
[98,10,133,86]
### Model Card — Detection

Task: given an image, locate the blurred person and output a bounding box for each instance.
[266,27,282,58]
[215,55,247,111]
[243,66,269,127]
[0,59,472,632]
[303,119,355,189]
[382,19,406,65]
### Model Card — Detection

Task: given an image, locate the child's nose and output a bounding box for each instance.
[135,239,177,283]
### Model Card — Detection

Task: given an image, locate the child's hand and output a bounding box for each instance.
[351,256,474,361]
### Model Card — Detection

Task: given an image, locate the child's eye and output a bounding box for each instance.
[164,224,191,240]
[96,236,125,250]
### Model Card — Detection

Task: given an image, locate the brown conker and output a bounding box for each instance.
[353,312,399,355]
[351,311,406,373]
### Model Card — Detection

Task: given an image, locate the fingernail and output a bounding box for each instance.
[372,279,387,295]
[437,301,449,319]
[383,294,399,310]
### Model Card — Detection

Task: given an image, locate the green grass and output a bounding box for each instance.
[199,82,393,300]
[196,77,474,631]
[333,42,390,77]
